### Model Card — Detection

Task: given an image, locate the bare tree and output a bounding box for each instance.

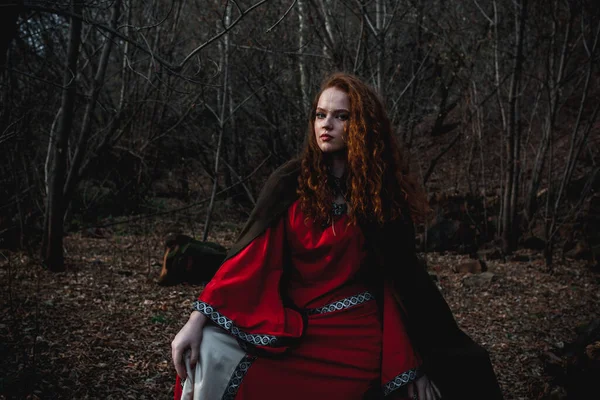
[524,1,573,226]
[297,0,311,111]
[2,0,599,272]
[41,0,83,271]
[542,13,600,266]
[203,1,232,242]
[499,0,528,253]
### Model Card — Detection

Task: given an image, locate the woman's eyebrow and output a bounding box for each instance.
[316,107,349,113]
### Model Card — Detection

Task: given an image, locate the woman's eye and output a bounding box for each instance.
[315,112,326,119]
[337,114,349,121]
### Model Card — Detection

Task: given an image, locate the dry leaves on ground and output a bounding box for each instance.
[1,226,598,400]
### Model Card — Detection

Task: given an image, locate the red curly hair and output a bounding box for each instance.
[297,72,430,226]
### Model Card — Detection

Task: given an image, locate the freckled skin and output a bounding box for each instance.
[314,87,350,154]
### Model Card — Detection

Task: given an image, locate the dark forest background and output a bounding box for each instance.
[1,0,600,399]
[1,0,599,267]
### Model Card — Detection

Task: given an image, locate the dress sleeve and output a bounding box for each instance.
[193,215,305,355]
[381,281,423,396]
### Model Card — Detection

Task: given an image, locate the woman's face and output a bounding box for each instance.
[314,87,350,154]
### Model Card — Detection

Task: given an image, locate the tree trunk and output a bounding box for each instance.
[501,0,527,253]
[203,3,231,241]
[319,0,337,66]
[375,0,384,96]
[42,0,83,271]
[524,6,572,224]
[401,4,423,147]
[297,0,310,112]
[64,0,122,201]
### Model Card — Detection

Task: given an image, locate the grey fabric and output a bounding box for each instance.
[181,325,247,400]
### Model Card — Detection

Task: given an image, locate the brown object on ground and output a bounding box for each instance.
[157,233,227,286]
[453,259,486,274]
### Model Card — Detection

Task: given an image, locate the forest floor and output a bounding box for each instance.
[1,218,599,400]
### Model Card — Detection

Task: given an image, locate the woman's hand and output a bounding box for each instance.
[171,311,207,380]
[407,374,441,400]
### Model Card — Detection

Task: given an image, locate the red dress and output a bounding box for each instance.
[174,200,421,399]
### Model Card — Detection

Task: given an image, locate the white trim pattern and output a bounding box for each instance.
[192,300,280,346]
[306,291,374,315]
[382,367,420,396]
[222,354,256,400]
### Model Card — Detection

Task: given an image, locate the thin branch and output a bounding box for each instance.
[231,43,330,59]
[204,102,220,124]
[353,11,365,73]
[27,0,268,73]
[0,131,18,146]
[266,0,297,33]
[383,6,410,36]
[473,0,494,25]
[140,91,206,152]
[223,159,257,206]
[423,132,462,184]
[124,55,157,88]
[389,48,431,115]
[223,83,269,125]
[76,154,271,230]
[179,0,268,68]
[1,114,25,137]
[26,4,175,69]
[6,66,73,90]
[355,0,378,36]
[230,0,243,16]
[398,51,431,98]
[118,0,175,31]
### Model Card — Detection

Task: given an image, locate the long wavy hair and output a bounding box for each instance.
[297,73,430,226]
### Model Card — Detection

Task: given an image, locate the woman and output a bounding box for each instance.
[171,73,503,400]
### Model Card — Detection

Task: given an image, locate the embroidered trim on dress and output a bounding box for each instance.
[192,300,280,346]
[222,354,256,400]
[306,291,374,315]
[382,367,421,396]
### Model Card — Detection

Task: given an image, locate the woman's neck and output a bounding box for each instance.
[328,152,347,178]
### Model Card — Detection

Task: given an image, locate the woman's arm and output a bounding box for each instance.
[407,375,441,400]
[171,311,207,380]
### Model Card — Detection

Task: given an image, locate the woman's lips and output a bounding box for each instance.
[320,134,333,141]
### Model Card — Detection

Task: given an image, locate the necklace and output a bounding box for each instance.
[328,173,348,199]
[327,172,349,218]
[331,202,348,216]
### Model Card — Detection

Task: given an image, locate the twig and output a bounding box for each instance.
[266,0,297,33]
[75,155,271,230]
[423,131,462,184]
[118,0,175,31]
[178,0,268,69]
[222,160,257,206]
[230,43,330,59]
[27,0,268,73]
[473,0,495,25]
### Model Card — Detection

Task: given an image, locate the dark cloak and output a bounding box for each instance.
[223,159,504,400]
